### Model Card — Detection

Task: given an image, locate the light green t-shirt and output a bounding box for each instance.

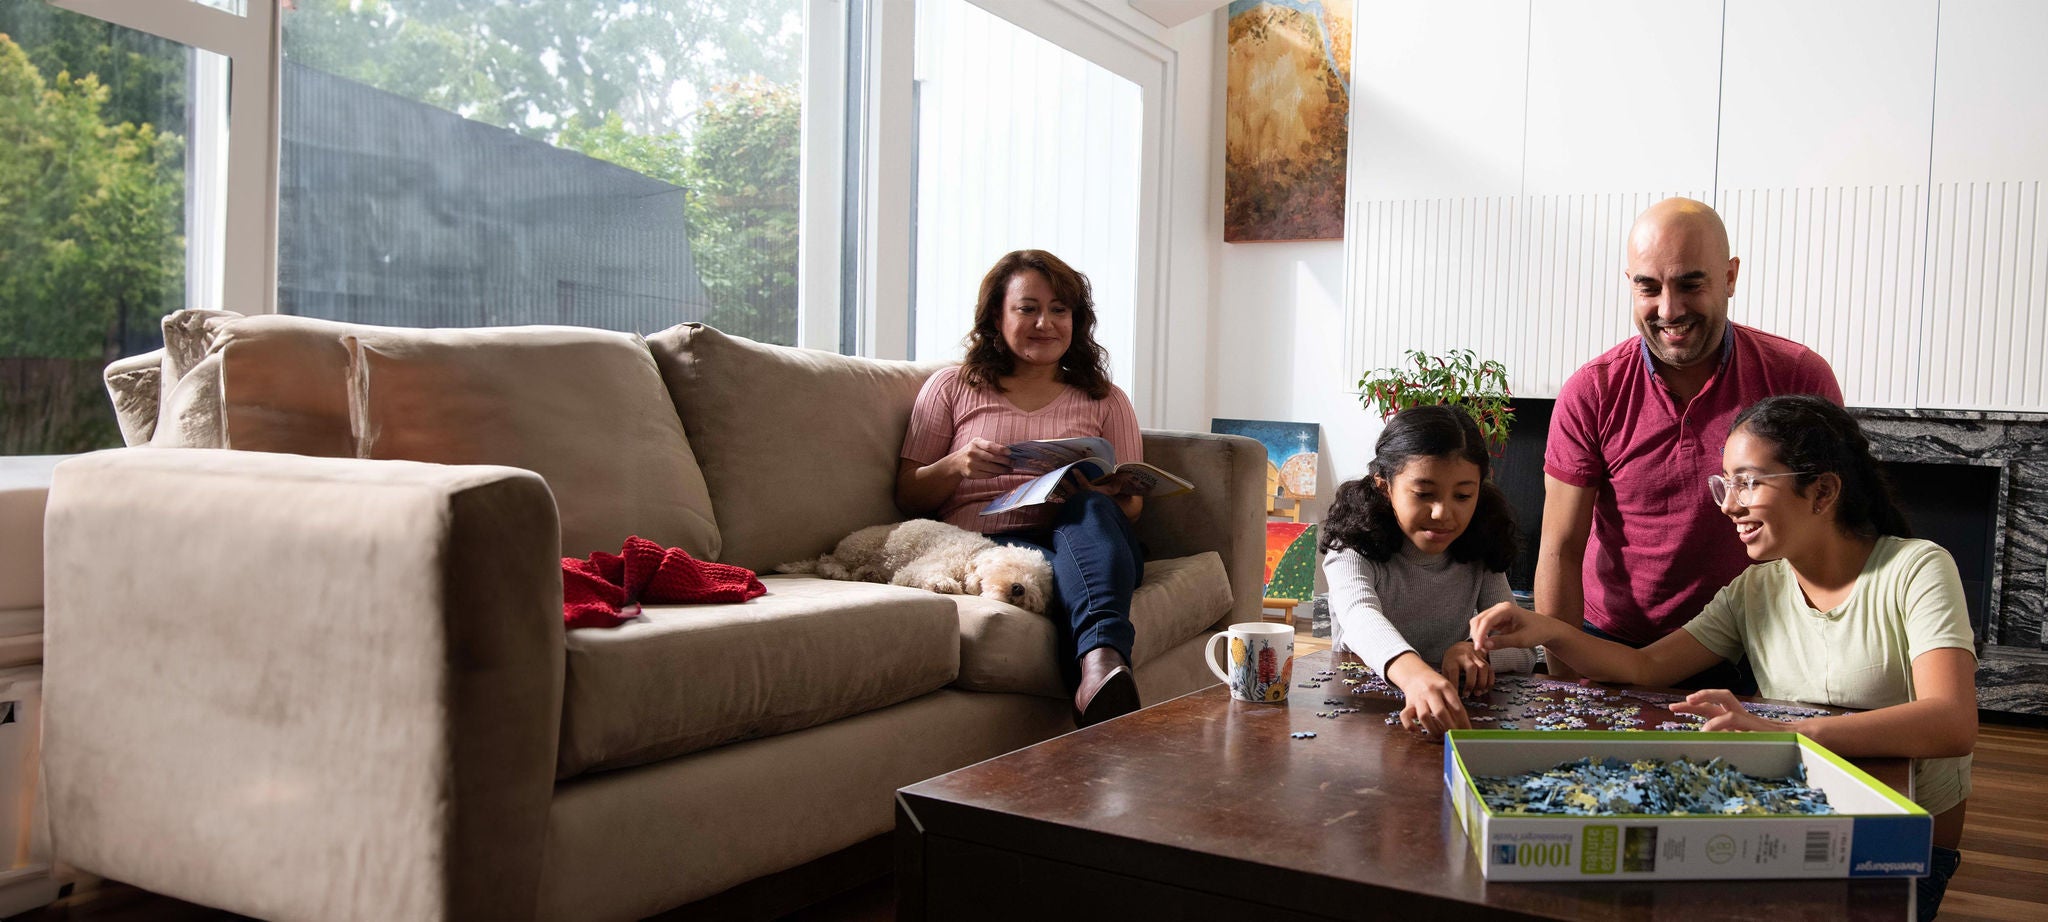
[1681,536,1976,815]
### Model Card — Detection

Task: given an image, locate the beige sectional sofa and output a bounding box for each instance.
[41,314,1266,921]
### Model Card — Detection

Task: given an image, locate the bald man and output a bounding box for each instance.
[1535,198,1843,687]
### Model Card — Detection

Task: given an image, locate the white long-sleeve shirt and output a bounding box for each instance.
[1322,543,1536,676]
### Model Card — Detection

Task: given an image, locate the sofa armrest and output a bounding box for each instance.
[1,456,64,612]
[43,449,565,921]
[1136,430,1267,630]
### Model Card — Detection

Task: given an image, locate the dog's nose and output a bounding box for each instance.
[1009,583,1024,597]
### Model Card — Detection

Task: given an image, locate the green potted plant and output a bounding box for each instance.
[1356,348,1515,454]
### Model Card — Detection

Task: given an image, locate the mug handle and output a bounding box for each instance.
[1205,630,1232,684]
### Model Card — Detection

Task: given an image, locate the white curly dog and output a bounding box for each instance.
[776,519,1053,614]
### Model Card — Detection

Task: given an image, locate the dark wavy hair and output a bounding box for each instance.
[1729,395,1912,539]
[960,249,1113,399]
[1319,404,1520,570]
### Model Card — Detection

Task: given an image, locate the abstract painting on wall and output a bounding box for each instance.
[1225,0,1352,242]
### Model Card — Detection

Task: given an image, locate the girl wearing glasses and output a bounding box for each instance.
[1471,394,1974,920]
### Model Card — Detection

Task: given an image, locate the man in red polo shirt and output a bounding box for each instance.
[1536,198,1842,687]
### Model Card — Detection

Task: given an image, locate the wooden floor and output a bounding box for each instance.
[20,625,2047,921]
[1944,721,2048,921]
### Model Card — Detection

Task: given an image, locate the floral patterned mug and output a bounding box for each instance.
[1204,621,1294,702]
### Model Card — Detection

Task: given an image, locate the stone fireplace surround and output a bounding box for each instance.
[1853,407,2048,718]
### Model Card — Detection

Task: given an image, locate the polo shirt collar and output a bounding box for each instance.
[1638,322,1736,378]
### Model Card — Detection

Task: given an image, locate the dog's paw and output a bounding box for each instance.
[894,570,963,595]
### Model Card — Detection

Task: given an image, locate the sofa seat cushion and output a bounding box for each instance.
[558,575,961,778]
[950,551,1233,698]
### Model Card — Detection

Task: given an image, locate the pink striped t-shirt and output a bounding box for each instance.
[900,365,1142,535]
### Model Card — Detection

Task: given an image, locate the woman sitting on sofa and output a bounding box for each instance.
[896,249,1146,727]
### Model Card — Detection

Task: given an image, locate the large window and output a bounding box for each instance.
[278,0,806,344]
[1,1,1172,456]
[0,2,212,453]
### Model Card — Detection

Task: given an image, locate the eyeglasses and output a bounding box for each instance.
[1707,472,1806,507]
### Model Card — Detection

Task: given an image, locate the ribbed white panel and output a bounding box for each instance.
[1715,186,1925,409]
[1346,197,1517,390]
[1923,180,2048,411]
[1347,191,1704,399]
[1515,191,1710,397]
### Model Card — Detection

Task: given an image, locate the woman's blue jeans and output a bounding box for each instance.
[995,490,1144,692]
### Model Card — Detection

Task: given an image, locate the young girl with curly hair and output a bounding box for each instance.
[1320,404,1534,735]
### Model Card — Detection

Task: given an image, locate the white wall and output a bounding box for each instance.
[1922,0,2048,411]
[1322,0,2048,412]
[1207,0,1371,508]
[1213,240,1364,515]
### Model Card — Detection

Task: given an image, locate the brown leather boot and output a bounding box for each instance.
[1073,647,1139,727]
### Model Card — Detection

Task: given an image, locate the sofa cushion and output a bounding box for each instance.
[949,551,1233,698]
[644,324,947,572]
[344,330,719,559]
[152,352,227,449]
[557,575,960,777]
[154,309,241,446]
[147,311,720,560]
[103,351,162,447]
[208,313,363,456]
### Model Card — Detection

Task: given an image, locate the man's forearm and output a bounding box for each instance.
[1532,549,1586,678]
[1533,549,1586,628]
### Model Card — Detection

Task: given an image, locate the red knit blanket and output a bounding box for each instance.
[562,536,766,629]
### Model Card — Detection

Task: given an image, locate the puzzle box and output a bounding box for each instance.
[1443,731,1931,881]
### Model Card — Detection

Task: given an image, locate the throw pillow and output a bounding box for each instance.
[151,352,226,449]
[102,351,162,446]
[644,323,945,572]
[346,328,720,560]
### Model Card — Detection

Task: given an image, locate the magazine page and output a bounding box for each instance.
[1091,462,1195,498]
[1006,436,1114,474]
[979,463,1082,515]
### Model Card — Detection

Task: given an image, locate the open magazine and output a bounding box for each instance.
[980,436,1195,516]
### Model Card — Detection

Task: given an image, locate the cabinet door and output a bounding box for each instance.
[1345,0,1527,381]
[1715,0,1937,408]
[1921,0,2048,412]
[1516,0,1721,397]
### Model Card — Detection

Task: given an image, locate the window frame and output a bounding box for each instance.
[50,0,280,318]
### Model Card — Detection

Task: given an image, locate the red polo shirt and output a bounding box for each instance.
[1544,323,1842,644]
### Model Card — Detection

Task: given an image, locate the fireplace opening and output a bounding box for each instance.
[1883,460,1999,646]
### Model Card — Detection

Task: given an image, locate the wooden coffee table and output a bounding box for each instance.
[895,650,1913,920]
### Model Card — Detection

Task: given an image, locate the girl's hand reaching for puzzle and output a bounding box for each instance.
[1386,652,1472,734]
[1669,689,1787,733]
[1441,641,1494,696]
[1470,600,1560,653]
